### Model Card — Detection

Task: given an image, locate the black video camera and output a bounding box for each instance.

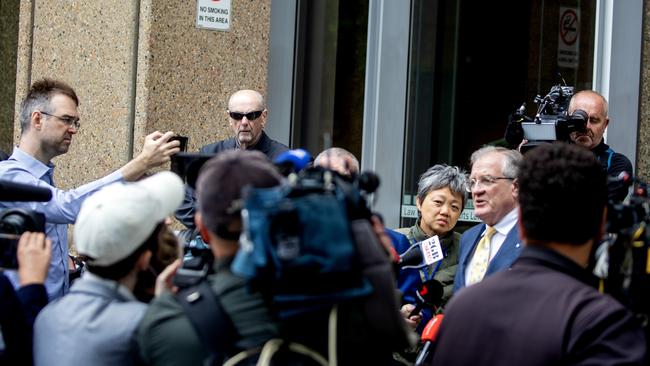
[0,180,51,269]
[594,177,650,338]
[0,209,46,269]
[505,84,588,152]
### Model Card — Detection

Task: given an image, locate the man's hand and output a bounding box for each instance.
[155,259,181,296]
[17,232,52,286]
[400,303,422,330]
[121,131,181,181]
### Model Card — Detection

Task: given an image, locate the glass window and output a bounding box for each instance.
[292,0,369,160]
[400,0,597,228]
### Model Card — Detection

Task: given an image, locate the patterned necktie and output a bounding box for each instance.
[466,226,497,285]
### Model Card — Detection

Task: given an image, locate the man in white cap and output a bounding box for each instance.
[32,171,184,366]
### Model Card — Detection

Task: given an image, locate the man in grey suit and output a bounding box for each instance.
[33,172,184,366]
[453,146,523,293]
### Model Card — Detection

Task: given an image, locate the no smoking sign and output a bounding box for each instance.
[557,7,580,69]
[560,9,579,46]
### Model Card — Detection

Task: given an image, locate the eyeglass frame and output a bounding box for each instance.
[466,175,515,192]
[40,111,81,130]
[227,110,265,121]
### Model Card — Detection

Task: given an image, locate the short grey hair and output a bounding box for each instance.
[417,164,468,206]
[470,146,522,179]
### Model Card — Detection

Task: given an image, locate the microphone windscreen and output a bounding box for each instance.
[273,149,312,173]
[0,180,52,202]
[421,314,444,342]
[398,243,424,267]
[417,279,444,305]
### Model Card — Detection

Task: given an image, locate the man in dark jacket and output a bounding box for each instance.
[568,90,633,202]
[431,143,646,366]
[175,89,288,230]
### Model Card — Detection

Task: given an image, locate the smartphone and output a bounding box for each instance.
[169,135,188,152]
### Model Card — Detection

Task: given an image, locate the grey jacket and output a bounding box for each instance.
[33,272,146,366]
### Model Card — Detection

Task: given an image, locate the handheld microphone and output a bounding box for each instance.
[398,242,424,268]
[398,235,444,269]
[415,314,444,366]
[408,279,443,318]
[0,180,52,202]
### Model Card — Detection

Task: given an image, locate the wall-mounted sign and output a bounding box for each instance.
[557,6,580,69]
[196,0,231,32]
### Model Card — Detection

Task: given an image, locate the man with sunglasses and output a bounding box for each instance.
[0,78,180,300]
[453,146,523,293]
[175,89,288,231]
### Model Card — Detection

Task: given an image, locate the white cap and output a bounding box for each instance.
[74,171,184,266]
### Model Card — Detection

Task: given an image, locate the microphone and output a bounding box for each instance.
[274,149,312,176]
[398,235,444,269]
[408,279,444,318]
[0,180,52,202]
[415,314,444,366]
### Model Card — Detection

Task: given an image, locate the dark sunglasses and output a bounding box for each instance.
[228,110,264,121]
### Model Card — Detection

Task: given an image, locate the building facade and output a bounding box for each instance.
[0,0,647,228]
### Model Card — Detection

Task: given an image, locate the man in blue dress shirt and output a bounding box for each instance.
[0,78,179,299]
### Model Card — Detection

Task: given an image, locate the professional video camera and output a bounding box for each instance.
[593,175,650,340]
[504,83,588,152]
[0,181,51,269]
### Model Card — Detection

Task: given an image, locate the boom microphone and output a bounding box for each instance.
[0,180,52,202]
[408,279,443,318]
[415,314,444,366]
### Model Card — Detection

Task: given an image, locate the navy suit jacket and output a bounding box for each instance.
[453,223,522,293]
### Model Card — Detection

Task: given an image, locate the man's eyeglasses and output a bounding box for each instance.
[467,175,514,191]
[40,111,81,130]
[228,110,264,121]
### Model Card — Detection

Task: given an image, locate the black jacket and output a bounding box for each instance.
[0,273,48,366]
[174,131,288,230]
[592,140,633,202]
[431,246,646,366]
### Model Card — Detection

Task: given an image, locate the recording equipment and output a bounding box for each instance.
[169,135,188,153]
[398,236,444,269]
[0,180,52,202]
[0,209,46,269]
[170,153,216,188]
[273,148,312,176]
[415,314,444,366]
[592,175,650,350]
[504,82,588,152]
[407,279,444,318]
[0,180,50,269]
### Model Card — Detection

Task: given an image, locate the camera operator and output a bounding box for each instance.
[0,232,50,366]
[431,143,646,366]
[138,150,284,365]
[568,90,633,202]
[0,78,180,300]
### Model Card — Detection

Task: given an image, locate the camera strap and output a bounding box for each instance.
[175,280,239,364]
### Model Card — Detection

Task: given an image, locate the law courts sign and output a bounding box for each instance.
[196,0,231,32]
